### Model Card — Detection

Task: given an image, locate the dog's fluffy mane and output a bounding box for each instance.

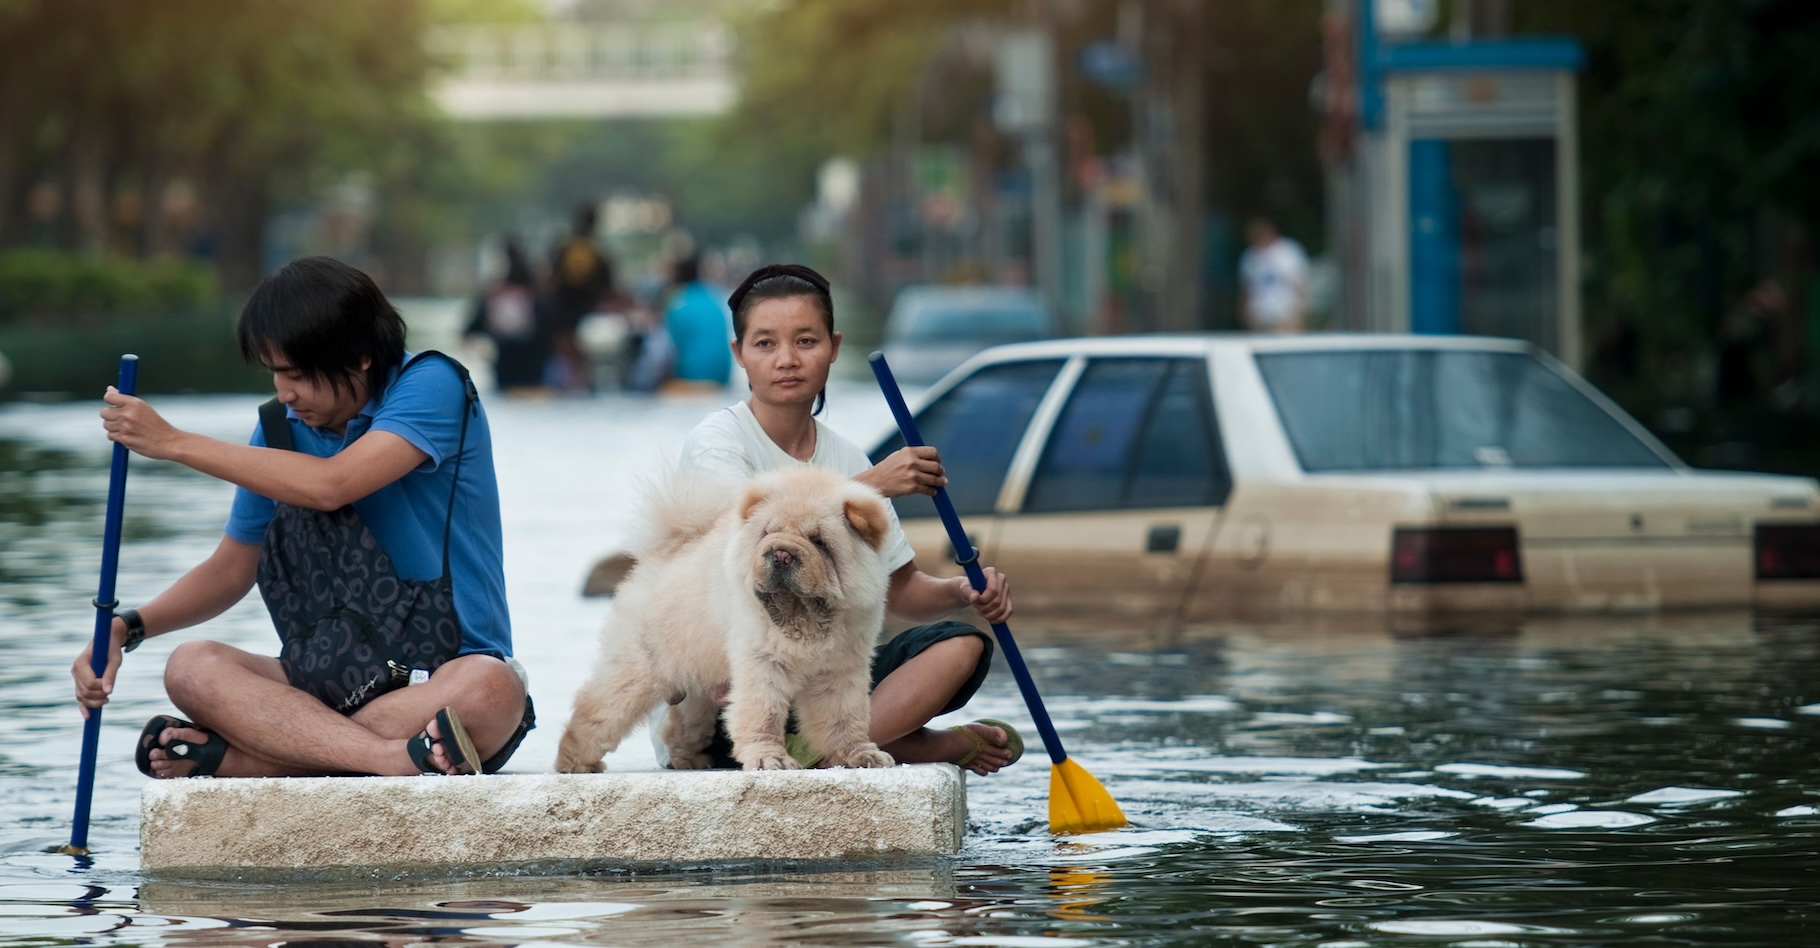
[625,463,742,561]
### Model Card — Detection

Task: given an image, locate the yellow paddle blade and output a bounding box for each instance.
[1049,757,1128,835]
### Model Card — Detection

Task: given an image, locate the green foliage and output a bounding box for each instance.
[0,251,217,322]
[0,304,265,396]
[1514,0,1820,359]
[429,0,543,25]
[0,1,452,285]
[726,0,1010,155]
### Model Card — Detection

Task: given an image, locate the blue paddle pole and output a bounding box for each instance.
[62,354,138,856]
[869,352,1126,833]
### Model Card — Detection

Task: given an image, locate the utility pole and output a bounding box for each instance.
[994,24,1063,317]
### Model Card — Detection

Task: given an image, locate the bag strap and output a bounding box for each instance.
[258,397,293,452]
[399,350,477,581]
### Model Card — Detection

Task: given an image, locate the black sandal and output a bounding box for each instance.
[407,707,480,775]
[136,714,228,778]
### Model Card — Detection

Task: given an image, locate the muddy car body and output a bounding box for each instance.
[871,334,1820,622]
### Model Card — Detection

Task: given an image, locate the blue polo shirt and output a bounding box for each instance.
[225,354,512,658]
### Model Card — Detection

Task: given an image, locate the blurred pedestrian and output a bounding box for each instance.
[464,238,549,394]
[662,254,733,390]
[546,203,615,393]
[574,287,648,392]
[1239,216,1310,334]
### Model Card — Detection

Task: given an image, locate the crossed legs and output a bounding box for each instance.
[869,635,1016,775]
[141,640,526,778]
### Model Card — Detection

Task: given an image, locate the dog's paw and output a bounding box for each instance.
[668,748,714,770]
[831,746,895,769]
[555,755,605,774]
[743,750,803,771]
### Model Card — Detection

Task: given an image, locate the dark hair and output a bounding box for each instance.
[727,263,835,415]
[573,202,598,236]
[728,263,833,340]
[237,256,406,402]
[502,239,533,288]
[671,254,700,286]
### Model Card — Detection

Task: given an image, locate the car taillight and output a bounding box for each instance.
[1390,527,1523,584]
[1755,524,1820,579]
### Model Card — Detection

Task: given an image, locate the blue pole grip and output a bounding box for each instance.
[868,352,1069,766]
[70,354,138,853]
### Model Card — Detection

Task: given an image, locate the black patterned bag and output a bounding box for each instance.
[255,351,477,714]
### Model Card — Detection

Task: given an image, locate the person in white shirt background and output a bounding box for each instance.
[1239,216,1311,334]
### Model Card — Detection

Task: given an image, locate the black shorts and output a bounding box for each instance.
[691,620,993,769]
[869,620,994,713]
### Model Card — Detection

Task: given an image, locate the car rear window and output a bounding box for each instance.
[1255,349,1672,472]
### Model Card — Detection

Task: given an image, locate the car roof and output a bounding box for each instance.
[964,332,1535,362]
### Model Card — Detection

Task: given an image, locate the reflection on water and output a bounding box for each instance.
[2,388,1819,946]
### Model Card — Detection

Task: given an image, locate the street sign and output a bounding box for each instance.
[1079,41,1138,91]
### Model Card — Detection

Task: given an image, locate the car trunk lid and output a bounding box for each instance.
[1415,471,1815,540]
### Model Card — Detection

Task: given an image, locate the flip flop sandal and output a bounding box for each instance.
[407,707,481,775]
[946,718,1025,769]
[136,714,228,778]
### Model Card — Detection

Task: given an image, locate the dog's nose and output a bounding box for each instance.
[770,548,794,568]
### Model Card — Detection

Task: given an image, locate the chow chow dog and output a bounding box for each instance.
[555,466,896,772]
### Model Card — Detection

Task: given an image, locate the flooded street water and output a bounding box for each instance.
[4,383,1820,946]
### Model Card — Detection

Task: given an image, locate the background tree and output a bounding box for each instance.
[0,0,538,292]
[1516,0,1820,411]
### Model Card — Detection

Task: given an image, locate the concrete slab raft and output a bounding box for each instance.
[141,764,966,876]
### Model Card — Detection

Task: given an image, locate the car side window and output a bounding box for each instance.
[1024,358,1228,513]
[871,359,1065,518]
[1024,359,1166,513]
[1128,360,1230,508]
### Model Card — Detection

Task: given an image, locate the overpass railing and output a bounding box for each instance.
[429,22,732,82]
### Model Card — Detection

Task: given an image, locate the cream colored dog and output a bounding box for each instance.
[555,466,896,772]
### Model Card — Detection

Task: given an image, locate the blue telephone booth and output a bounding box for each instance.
[1340,1,1584,368]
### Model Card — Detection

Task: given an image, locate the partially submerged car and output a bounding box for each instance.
[869,334,1820,621]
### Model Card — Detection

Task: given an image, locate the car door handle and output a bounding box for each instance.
[1147,525,1181,554]
[947,532,980,563]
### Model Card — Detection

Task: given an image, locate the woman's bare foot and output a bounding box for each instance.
[882,722,1017,775]
[946,722,1017,775]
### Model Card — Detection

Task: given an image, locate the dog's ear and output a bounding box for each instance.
[738,482,769,522]
[844,493,892,551]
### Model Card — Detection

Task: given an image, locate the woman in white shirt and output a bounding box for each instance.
[671,263,1021,775]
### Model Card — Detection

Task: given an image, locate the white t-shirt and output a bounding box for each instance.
[680,401,917,574]
[1239,237,1310,329]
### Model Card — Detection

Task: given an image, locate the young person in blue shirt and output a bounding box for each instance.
[663,254,734,387]
[71,256,532,778]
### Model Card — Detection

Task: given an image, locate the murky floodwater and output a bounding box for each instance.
[4,383,1820,946]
